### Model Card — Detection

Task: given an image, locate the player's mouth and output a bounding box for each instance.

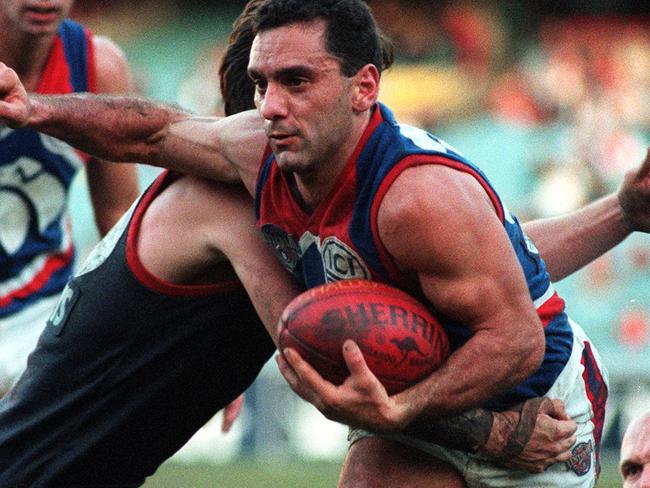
[268,132,298,146]
[24,6,62,24]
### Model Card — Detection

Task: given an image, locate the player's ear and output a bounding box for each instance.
[351,63,379,113]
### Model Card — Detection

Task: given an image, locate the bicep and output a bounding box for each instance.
[378,165,537,332]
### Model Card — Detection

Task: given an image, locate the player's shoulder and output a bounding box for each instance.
[378,162,493,237]
[91,35,132,94]
[386,163,477,211]
[215,110,267,191]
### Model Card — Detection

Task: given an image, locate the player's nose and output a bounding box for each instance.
[258,83,289,120]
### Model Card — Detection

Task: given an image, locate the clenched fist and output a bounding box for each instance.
[0,63,30,128]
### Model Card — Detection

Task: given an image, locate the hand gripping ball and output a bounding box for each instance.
[278,280,450,394]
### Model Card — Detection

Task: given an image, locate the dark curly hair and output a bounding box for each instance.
[218,0,263,115]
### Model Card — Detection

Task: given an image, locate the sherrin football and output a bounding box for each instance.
[278,279,449,395]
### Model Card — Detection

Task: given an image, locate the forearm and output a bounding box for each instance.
[405,397,570,474]
[396,326,543,423]
[26,94,244,181]
[28,93,183,165]
[523,193,631,281]
[405,407,493,452]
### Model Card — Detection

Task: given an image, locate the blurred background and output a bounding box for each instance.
[65,0,649,486]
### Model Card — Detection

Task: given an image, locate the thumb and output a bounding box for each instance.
[221,394,245,433]
[633,147,650,181]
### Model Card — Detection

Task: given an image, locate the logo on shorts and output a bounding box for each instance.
[566,440,593,476]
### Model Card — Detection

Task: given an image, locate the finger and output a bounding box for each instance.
[281,347,337,401]
[555,447,573,463]
[537,397,569,421]
[221,394,245,433]
[547,418,578,440]
[542,398,570,421]
[275,352,301,392]
[635,147,650,180]
[341,340,373,380]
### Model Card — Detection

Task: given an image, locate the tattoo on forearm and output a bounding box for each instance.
[405,408,494,453]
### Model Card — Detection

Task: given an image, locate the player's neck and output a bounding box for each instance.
[291,111,371,211]
[0,29,55,91]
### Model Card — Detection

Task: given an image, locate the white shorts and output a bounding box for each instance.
[0,295,59,390]
[349,320,609,488]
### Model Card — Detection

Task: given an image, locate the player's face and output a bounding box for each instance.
[248,20,356,177]
[0,0,74,36]
[621,417,650,487]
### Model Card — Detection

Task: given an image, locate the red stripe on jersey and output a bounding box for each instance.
[580,341,608,478]
[125,171,244,296]
[537,292,566,327]
[0,246,74,308]
[369,154,506,284]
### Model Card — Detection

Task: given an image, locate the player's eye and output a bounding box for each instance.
[622,463,642,479]
[252,78,267,93]
[287,77,306,87]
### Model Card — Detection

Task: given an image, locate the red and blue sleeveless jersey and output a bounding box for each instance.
[0,19,96,319]
[255,102,574,410]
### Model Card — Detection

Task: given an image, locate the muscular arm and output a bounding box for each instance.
[383,165,544,421]
[277,165,572,469]
[86,36,140,235]
[278,164,544,428]
[523,148,650,282]
[0,63,265,191]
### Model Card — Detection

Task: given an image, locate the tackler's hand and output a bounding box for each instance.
[276,339,410,433]
[619,147,650,233]
[221,394,245,433]
[481,397,577,473]
[0,63,30,128]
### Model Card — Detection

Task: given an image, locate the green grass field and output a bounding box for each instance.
[144,449,623,487]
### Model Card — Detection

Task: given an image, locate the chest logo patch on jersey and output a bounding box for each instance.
[262,224,301,272]
[321,237,369,282]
